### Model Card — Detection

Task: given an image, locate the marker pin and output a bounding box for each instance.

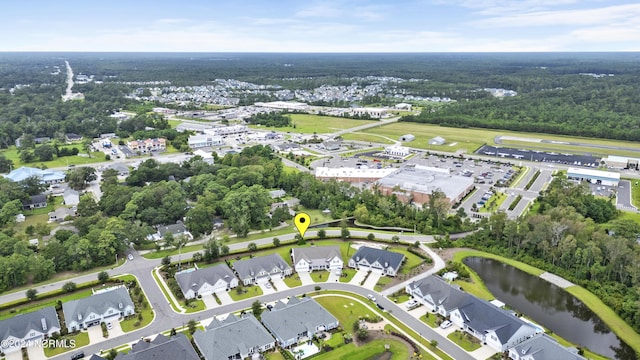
[294,213,311,237]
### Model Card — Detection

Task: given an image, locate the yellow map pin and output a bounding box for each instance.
[294,213,311,237]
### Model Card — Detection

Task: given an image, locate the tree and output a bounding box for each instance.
[392,235,400,243]
[341,226,350,239]
[105,348,118,360]
[0,154,13,173]
[19,175,45,195]
[19,150,35,163]
[66,167,97,190]
[221,244,229,256]
[273,237,281,247]
[77,195,100,217]
[296,234,305,245]
[248,242,258,251]
[161,256,172,267]
[62,282,77,293]
[252,300,263,319]
[430,339,438,348]
[317,229,327,239]
[34,144,55,162]
[367,233,375,241]
[203,239,220,263]
[187,319,198,335]
[97,271,110,284]
[26,288,37,301]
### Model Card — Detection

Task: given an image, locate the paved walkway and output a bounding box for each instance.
[362,272,382,290]
[539,272,575,288]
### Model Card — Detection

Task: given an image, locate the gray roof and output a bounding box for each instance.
[107,163,130,174]
[116,334,199,360]
[23,194,47,206]
[0,307,59,340]
[408,275,472,311]
[232,254,291,280]
[292,246,342,267]
[377,167,474,201]
[261,297,338,344]
[158,222,187,237]
[194,314,274,360]
[511,334,585,360]
[62,287,134,324]
[175,264,235,294]
[350,246,405,271]
[269,189,286,199]
[62,189,80,206]
[456,297,534,344]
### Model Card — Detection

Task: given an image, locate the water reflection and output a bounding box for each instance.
[464,257,634,360]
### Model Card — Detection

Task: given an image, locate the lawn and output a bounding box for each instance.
[300,207,336,224]
[447,330,481,351]
[391,247,426,275]
[12,213,50,235]
[420,313,439,328]
[228,285,263,301]
[316,339,410,360]
[341,132,396,145]
[0,288,94,320]
[254,113,379,134]
[388,291,411,304]
[0,146,107,168]
[23,196,64,216]
[120,276,155,332]
[264,350,287,360]
[283,275,302,288]
[339,268,358,283]
[315,295,377,329]
[151,268,183,313]
[43,331,89,357]
[310,272,328,283]
[373,276,393,292]
[628,178,640,208]
[184,299,206,313]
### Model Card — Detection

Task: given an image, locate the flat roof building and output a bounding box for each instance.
[602,155,640,170]
[385,146,410,158]
[399,134,415,142]
[315,167,397,183]
[567,167,620,187]
[429,136,446,145]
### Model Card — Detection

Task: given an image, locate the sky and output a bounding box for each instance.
[1,0,638,52]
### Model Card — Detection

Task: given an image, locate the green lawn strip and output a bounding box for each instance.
[478,192,507,213]
[228,285,263,301]
[374,276,393,292]
[339,268,358,283]
[150,269,182,313]
[310,271,328,283]
[387,290,411,304]
[119,275,155,333]
[341,133,396,145]
[143,243,204,259]
[454,250,640,357]
[508,166,529,188]
[184,299,206,313]
[617,210,640,223]
[317,339,410,360]
[394,247,426,275]
[628,178,640,208]
[283,275,302,288]
[323,292,450,360]
[420,313,439,328]
[565,286,640,356]
[0,288,94,320]
[287,113,378,134]
[524,170,541,190]
[43,331,89,357]
[315,295,378,328]
[446,330,481,351]
[0,146,107,168]
[264,350,287,360]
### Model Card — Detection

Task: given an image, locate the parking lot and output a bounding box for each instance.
[476,145,600,167]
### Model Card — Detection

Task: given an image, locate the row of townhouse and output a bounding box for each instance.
[406,276,585,359]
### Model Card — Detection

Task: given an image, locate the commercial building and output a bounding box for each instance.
[315,167,397,183]
[399,134,415,142]
[193,149,214,164]
[188,134,223,148]
[350,107,387,118]
[205,125,247,136]
[4,167,65,184]
[602,155,640,170]
[566,167,620,186]
[127,138,167,153]
[429,136,446,145]
[376,165,475,205]
[384,145,410,158]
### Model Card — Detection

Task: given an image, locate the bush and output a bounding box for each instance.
[314,285,321,291]
[62,282,77,293]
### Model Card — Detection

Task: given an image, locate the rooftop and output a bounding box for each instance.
[117,334,199,360]
[194,314,274,360]
[377,166,474,199]
[567,167,620,180]
[232,253,291,279]
[0,307,59,341]
[261,297,338,344]
[175,264,235,294]
[350,246,405,271]
[315,167,396,180]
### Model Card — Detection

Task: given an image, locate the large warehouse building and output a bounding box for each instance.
[315,167,397,183]
[602,155,640,170]
[567,167,620,186]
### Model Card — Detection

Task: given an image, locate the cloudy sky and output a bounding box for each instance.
[1,0,638,52]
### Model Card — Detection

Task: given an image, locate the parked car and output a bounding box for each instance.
[440,320,453,329]
[107,322,113,330]
[367,294,376,302]
[406,300,419,309]
[265,282,272,289]
[376,303,385,311]
[71,352,85,360]
[127,254,134,261]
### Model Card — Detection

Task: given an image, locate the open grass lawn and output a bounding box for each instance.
[317,339,410,360]
[420,313,439,328]
[374,276,393,292]
[617,210,640,223]
[0,146,107,168]
[12,212,50,235]
[120,277,155,332]
[283,275,302,288]
[268,113,379,134]
[184,299,206,313]
[447,330,481,351]
[310,271,328,283]
[228,285,263,301]
[479,192,507,213]
[151,269,182,313]
[388,291,410,304]
[0,288,94,320]
[43,331,89,357]
[264,350,287,360]
[300,207,336,224]
[341,133,396,145]
[391,247,425,275]
[452,249,545,277]
[628,178,640,208]
[315,296,377,329]
[339,268,358,283]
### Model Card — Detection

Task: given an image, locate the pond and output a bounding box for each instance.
[463,257,635,360]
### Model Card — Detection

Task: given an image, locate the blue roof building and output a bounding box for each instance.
[4,167,65,184]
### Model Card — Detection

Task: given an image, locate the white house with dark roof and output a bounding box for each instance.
[175,264,238,299]
[509,334,585,360]
[62,287,135,332]
[450,297,539,352]
[232,254,292,285]
[292,246,343,273]
[405,275,472,317]
[148,221,193,242]
[261,297,339,348]
[193,314,275,360]
[348,246,405,276]
[0,307,60,353]
[22,194,47,210]
[116,333,199,360]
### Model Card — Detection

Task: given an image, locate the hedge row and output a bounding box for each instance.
[525,170,541,190]
[508,195,523,211]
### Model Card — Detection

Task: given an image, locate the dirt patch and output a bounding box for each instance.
[435,247,473,263]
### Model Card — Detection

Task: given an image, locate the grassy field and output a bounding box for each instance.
[0,288,94,320]
[339,268,357,283]
[184,299,206,313]
[315,295,377,329]
[283,275,302,288]
[316,339,410,360]
[0,146,107,168]
[310,271,328,282]
[228,285,263,301]
[420,313,439,328]
[447,330,481,351]
[43,331,89,357]
[251,114,378,134]
[374,276,393,292]
[341,132,396,144]
[628,178,640,208]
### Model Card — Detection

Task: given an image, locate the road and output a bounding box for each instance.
[617,180,636,211]
[329,116,400,138]
[62,61,74,101]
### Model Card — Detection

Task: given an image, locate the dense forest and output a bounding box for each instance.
[455,175,640,338]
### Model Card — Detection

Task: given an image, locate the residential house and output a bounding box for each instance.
[449,297,538,352]
[175,264,238,299]
[188,134,223,148]
[127,138,167,153]
[405,276,472,317]
[62,287,135,332]
[232,254,292,285]
[348,246,405,276]
[22,194,47,210]
[193,149,214,164]
[292,246,343,273]
[194,314,275,360]
[0,307,60,353]
[269,189,286,199]
[116,334,199,360]
[106,163,130,176]
[48,207,76,222]
[148,221,193,242]
[509,334,585,360]
[4,167,65,184]
[65,133,83,142]
[62,189,80,206]
[261,297,339,348]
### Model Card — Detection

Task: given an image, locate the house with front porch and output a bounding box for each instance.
[405,275,472,317]
[508,333,585,360]
[117,333,200,360]
[348,246,405,276]
[0,307,60,354]
[449,297,539,352]
[261,297,339,348]
[232,254,292,285]
[193,314,275,360]
[175,264,238,299]
[62,287,135,332]
[292,246,343,273]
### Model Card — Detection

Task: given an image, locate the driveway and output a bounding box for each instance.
[298,271,314,286]
[215,290,234,305]
[26,347,46,360]
[617,180,636,210]
[5,349,23,360]
[259,282,276,295]
[362,271,382,290]
[327,271,341,283]
[87,325,106,344]
[107,320,124,338]
[202,294,218,308]
[349,269,369,286]
[272,277,289,291]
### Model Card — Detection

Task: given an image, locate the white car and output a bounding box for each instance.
[406,300,419,309]
[107,322,113,330]
[127,254,134,261]
[440,320,453,329]
[367,294,376,302]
